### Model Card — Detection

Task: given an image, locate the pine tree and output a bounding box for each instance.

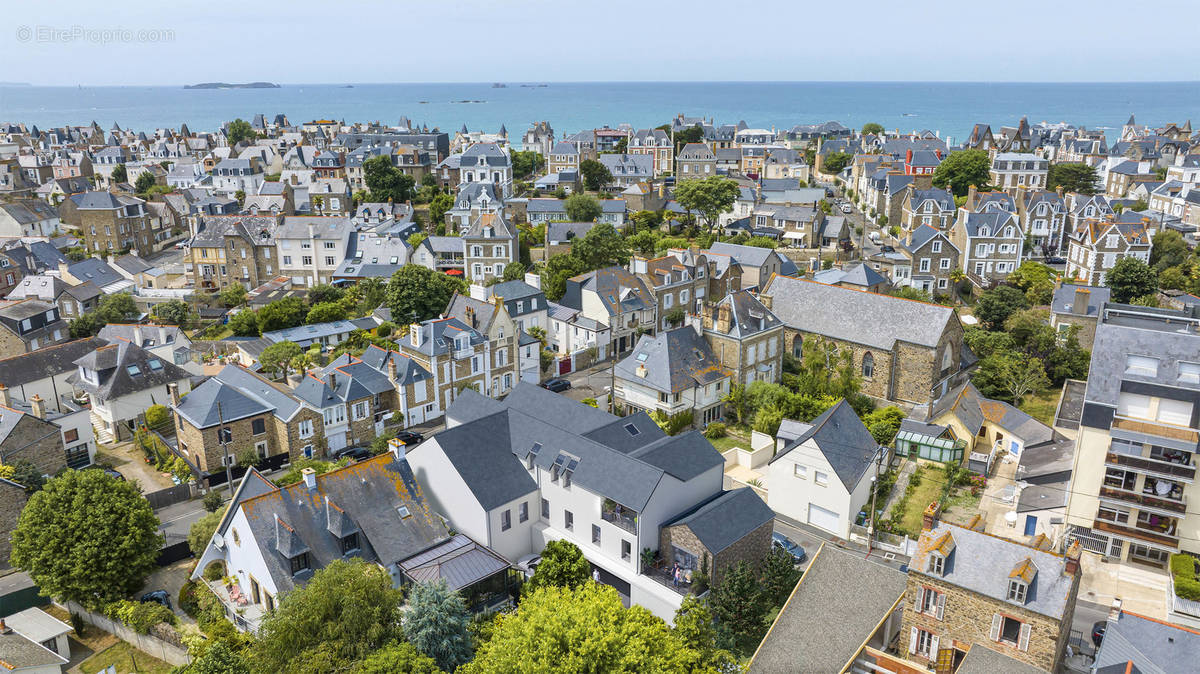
[404,580,474,671]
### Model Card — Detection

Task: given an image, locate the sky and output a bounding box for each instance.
[3,0,1198,86]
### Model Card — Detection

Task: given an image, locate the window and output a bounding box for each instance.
[353,401,368,420]
[862,352,874,378]
[793,464,807,479]
[1180,362,1200,384]
[991,614,1030,651]
[939,258,951,270]
[931,240,942,253]
[911,627,938,658]
[622,539,632,561]
[1007,579,1028,603]
[564,510,574,531]
[341,532,359,554]
[519,501,529,522]
[252,418,266,435]
[126,364,142,377]
[541,498,550,519]
[916,586,945,619]
[290,553,310,575]
[928,553,945,576]
[814,471,829,486]
[298,419,315,438]
[1098,504,1130,524]
[592,524,601,545]
[501,509,511,531]
[1125,355,1159,377]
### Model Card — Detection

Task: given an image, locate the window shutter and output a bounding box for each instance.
[915,586,925,612]
[1018,623,1031,652]
[909,627,918,655]
[935,592,946,620]
[929,634,939,658]
[989,613,1002,641]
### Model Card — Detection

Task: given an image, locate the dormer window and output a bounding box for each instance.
[289,552,310,575]
[340,532,359,555]
[928,553,945,576]
[1007,579,1028,603]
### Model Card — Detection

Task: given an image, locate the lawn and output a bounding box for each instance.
[1020,388,1061,427]
[895,467,944,537]
[81,641,173,674]
[707,431,751,454]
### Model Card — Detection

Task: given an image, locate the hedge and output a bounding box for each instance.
[1172,554,1200,601]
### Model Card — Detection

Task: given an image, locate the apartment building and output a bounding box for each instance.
[187,215,281,292]
[613,326,732,427]
[62,191,156,256]
[989,152,1049,192]
[275,216,353,287]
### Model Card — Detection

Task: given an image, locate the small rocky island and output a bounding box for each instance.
[184,82,280,89]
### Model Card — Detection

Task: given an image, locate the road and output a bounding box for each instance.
[812,177,885,261]
[773,517,910,575]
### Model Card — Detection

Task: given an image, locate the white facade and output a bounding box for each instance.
[766,435,875,540]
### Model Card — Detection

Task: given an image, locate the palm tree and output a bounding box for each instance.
[311,194,324,215]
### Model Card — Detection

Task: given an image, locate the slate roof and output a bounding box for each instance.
[67,257,125,288]
[750,544,907,673]
[764,275,957,351]
[614,327,731,394]
[708,290,782,339]
[0,628,68,670]
[811,263,889,289]
[663,488,774,554]
[706,241,778,269]
[770,400,880,490]
[912,523,1076,620]
[1092,610,1200,674]
[422,410,539,510]
[70,340,190,401]
[1085,305,1200,411]
[0,337,106,388]
[358,345,431,386]
[904,224,954,254]
[398,534,511,590]
[174,364,302,428]
[956,644,1046,674]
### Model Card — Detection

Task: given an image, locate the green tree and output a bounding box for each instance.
[363,155,416,203]
[188,510,223,556]
[626,230,660,256]
[674,176,740,234]
[510,150,544,180]
[68,313,102,338]
[111,163,128,183]
[540,253,589,301]
[226,118,257,146]
[385,265,467,323]
[188,641,251,674]
[227,310,260,337]
[352,641,439,674]
[579,159,613,191]
[464,583,709,673]
[304,283,342,306]
[404,580,473,671]
[863,406,906,445]
[429,192,453,226]
[564,193,602,222]
[97,292,139,323]
[219,281,248,308]
[571,222,629,269]
[145,403,170,429]
[1104,256,1158,303]
[151,299,191,325]
[11,470,162,609]
[251,559,405,674]
[974,285,1030,330]
[998,352,1050,406]
[1151,230,1190,271]
[343,277,387,316]
[861,122,885,136]
[306,302,347,324]
[708,560,768,654]
[931,149,991,197]
[501,260,527,282]
[134,170,157,194]
[257,296,307,332]
[526,540,591,594]
[760,545,802,606]
[1047,162,1099,195]
[1008,261,1056,305]
[258,341,304,379]
[821,151,853,175]
[671,596,737,672]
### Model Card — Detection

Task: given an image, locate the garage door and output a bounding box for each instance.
[807,503,840,533]
[327,432,347,453]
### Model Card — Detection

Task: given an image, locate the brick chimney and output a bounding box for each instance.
[1064,540,1082,576]
[922,501,940,531]
[387,355,398,382]
[168,382,181,407]
[29,394,44,419]
[700,302,714,330]
[1073,287,1091,315]
[966,184,979,210]
[0,384,9,408]
[758,293,772,310]
[716,303,732,334]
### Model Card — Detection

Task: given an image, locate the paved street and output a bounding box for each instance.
[563,360,616,405]
[773,516,909,575]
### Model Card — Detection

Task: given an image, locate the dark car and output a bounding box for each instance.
[88,465,126,481]
[771,532,807,564]
[140,590,172,610]
[1044,256,1067,265]
[334,446,371,462]
[541,378,571,393]
[393,430,424,446]
[1092,620,1108,648]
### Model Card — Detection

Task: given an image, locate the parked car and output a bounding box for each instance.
[1092,620,1108,648]
[140,590,172,610]
[1044,255,1067,265]
[393,430,424,446]
[771,532,807,564]
[333,446,371,462]
[87,465,126,481]
[541,378,571,393]
[840,204,853,214]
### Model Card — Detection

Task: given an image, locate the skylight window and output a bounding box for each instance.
[397,506,411,518]
[148,359,163,371]
[126,364,141,376]
[624,423,640,436]
[636,353,648,362]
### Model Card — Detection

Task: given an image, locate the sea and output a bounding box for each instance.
[2,81,1199,144]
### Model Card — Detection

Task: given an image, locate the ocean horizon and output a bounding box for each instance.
[3,81,1198,144]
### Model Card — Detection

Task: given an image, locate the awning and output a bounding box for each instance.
[782,231,806,241]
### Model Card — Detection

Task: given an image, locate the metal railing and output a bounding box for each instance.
[1093,518,1179,547]
[1106,452,1196,481]
[1099,485,1186,514]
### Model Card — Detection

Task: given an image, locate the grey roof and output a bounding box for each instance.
[0,336,106,387]
[706,241,777,269]
[811,263,889,289]
[358,345,430,386]
[175,364,302,428]
[770,400,879,490]
[764,275,957,351]
[3,607,72,643]
[957,644,1046,674]
[67,257,125,287]
[904,224,953,254]
[750,544,907,674]
[1051,284,1110,316]
[421,410,539,510]
[614,327,730,394]
[546,221,599,243]
[1016,483,1068,513]
[70,340,190,401]
[708,290,782,339]
[1085,305,1200,410]
[488,280,542,302]
[0,629,67,669]
[912,522,1076,620]
[398,534,511,590]
[97,323,185,348]
[663,488,774,554]
[1092,609,1200,674]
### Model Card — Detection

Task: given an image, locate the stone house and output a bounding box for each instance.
[441,290,522,397]
[628,129,673,176]
[446,182,503,232]
[631,252,711,332]
[1064,216,1152,286]
[613,326,732,427]
[658,488,774,587]
[61,191,156,256]
[1016,188,1068,257]
[676,143,717,179]
[522,121,554,157]
[358,345,439,429]
[696,290,784,388]
[989,152,1049,192]
[400,313,517,412]
[463,212,518,284]
[187,215,281,292]
[172,365,326,475]
[546,141,580,175]
[901,521,1081,672]
[459,142,512,199]
[0,401,68,478]
[293,356,398,454]
[599,154,654,189]
[903,224,961,296]
[560,266,656,357]
[703,241,787,291]
[900,185,956,233]
[1048,285,1110,351]
[0,477,28,568]
[0,299,68,353]
[950,210,1023,287]
[761,275,971,407]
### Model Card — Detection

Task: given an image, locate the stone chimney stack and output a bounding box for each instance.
[301,467,317,490]
[967,184,979,209]
[29,394,44,420]
[700,302,714,330]
[1064,541,1082,576]
[758,293,772,311]
[387,356,398,382]
[410,324,422,347]
[631,256,648,274]
[922,501,940,531]
[0,384,9,408]
[1073,287,1091,315]
[716,303,732,334]
[464,305,476,328]
[168,382,181,407]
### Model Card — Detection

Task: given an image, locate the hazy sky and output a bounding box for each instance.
[4,0,1198,86]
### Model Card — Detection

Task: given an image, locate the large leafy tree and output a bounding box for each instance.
[228,310,260,337]
[134,170,157,194]
[257,296,307,332]
[579,159,613,191]
[464,583,711,673]
[671,596,737,672]
[363,155,416,203]
[251,559,405,674]
[189,642,251,674]
[306,302,347,325]
[98,292,140,323]
[188,510,223,556]
[861,122,885,136]
[111,163,128,183]
[219,281,248,308]
[352,641,439,674]
[429,192,453,226]
[1007,261,1056,305]
[540,253,589,301]
[151,299,192,325]
[931,149,991,197]
[404,580,473,671]
[564,193,602,222]
[974,285,1030,330]
[258,341,303,378]
[510,150,543,180]
[571,223,629,269]
[226,118,257,146]
[386,265,467,323]
[11,470,162,609]
[1150,230,1190,271]
[1104,256,1158,303]
[821,151,853,174]
[1047,162,1099,195]
[674,176,740,234]
[525,540,591,594]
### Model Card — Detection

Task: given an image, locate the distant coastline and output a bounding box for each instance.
[183,82,280,89]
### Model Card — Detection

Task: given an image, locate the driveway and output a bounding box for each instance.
[95,442,176,491]
[143,558,197,623]
[563,361,615,405]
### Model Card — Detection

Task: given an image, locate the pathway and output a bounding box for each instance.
[881,460,916,515]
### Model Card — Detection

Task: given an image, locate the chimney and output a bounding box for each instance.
[524,272,541,290]
[132,328,143,346]
[168,382,181,407]
[1056,185,1064,197]
[1108,597,1123,622]
[1073,287,1091,315]
[469,284,488,302]
[464,305,476,328]
[0,619,9,634]
[758,293,772,310]
[328,373,337,391]
[29,394,44,419]
[1064,540,1082,576]
[922,501,939,531]
[905,149,913,165]
[700,302,714,330]
[158,325,168,345]
[387,355,397,382]
[410,324,423,347]
[716,303,732,334]
[966,184,978,209]
[57,261,70,278]
[388,436,407,461]
[301,467,317,490]
[0,384,8,408]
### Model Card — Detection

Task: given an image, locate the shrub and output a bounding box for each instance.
[107,599,176,633]
[1172,554,1200,601]
[203,561,225,581]
[69,611,86,636]
[202,490,224,512]
[703,422,727,439]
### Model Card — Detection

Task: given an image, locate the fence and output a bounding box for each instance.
[59,600,192,667]
[144,483,195,510]
[204,452,290,487]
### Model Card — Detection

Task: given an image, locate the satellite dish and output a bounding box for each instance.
[212,533,225,548]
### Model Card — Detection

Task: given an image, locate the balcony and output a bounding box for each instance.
[1106,451,1196,482]
[1112,416,1200,445]
[601,499,638,535]
[1099,485,1186,515]
[453,346,474,360]
[1093,518,1179,548]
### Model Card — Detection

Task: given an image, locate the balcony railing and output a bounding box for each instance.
[1112,416,1200,444]
[601,500,638,535]
[1106,452,1196,481]
[1099,485,1187,514]
[453,347,474,360]
[1093,518,1179,548]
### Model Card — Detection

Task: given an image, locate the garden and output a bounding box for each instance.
[880,462,986,538]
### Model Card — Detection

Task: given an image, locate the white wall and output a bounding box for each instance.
[485,492,539,563]
[223,507,280,597]
[404,438,489,543]
[766,440,868,539]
